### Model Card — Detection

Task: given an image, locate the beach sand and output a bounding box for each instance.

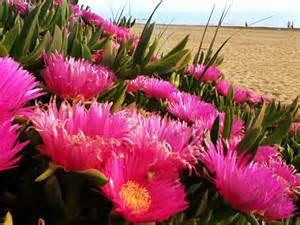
[132,24,300,103]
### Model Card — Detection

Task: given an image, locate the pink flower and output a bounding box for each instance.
[233,87,248,103]
[31,101,132,171]
[126,76,146,93]
[262,95,272,103]
[0,57,42,121]
[128,112,200,171]
[92,49,104,64]
[167,91,218,124]
[8,0,28,14]
[200,141,295,221]
[127,76,177,99]
[69,4,82,16]
[53,0,63,4]
[101,146,188,223]
[42,53,115,100]
[255,146,300,192]
[187,64,221,83]
[216,80,231,97]
[290,123,300,134]
[81,10,101,24]
[247,89,262,104]
[254,146,280,164]
[193,113,244,148]
[0,120,28,172]
[80,9,134,43]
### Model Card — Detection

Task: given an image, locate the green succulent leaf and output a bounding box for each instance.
[223,107,233,139]
[164,34,189,59]
[238,127,262,154]
[0,43,8,56]
[261,114,292,146]
[11,4,42,59]
[49,24,62,52]
[1,19,21,52]
[133,23,155,64]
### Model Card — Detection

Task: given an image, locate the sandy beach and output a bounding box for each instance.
[132,24,300,103]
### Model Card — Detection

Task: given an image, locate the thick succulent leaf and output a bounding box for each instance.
[133,23,155,64]
[49,25,62,52]
[238,127,262,154]
[20,31,50,64]
[77,169,107,187]
[223,107,233,139]
[211,116,220,145]
[0,43,8,56]
[164,34,189,59]
[1,19,21,52]
[261,114,292,146]
[11,4,41,59]
[143,49,190,74]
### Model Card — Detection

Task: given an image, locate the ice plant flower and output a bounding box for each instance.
[80,9,134,43]
[127,76,177,99]
[31,101,132,171]
[216,80,231,97]
[0,57,42,121]
[42,53,115,100]
[102,146,188,223]
[193,113,244,148]
[290,123,300,134]
[200,141,295,221]
[128,112,200,171]
[233,87,248,103]
[0,120,28,172]
[8,0,28,14]
[69,4,82,16]
[167,91,218,124]
[187,64,221,83]
[247,89,262,104]
[53,0,62,4]
[255,146,300,192]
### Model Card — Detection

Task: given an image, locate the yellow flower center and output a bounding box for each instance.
[119,181,151,214]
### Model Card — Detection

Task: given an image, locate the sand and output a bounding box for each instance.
[132,24,300,103]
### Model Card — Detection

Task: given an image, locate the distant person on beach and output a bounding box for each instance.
[245,21,248,28]
[287,21,291,29]
[291,22,294,29]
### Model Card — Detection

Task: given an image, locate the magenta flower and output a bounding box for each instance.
[167,91,218,124]
[254,146,280,164]
[31,101,132,171]
[247,89,262,104]
[42,53,115,100]
[0,120,28,172]
[262,95,272,103]
[80,9,134,43]
[81,10,101,24]
[255,146,300,192]
[8,0,28,14]
[127,76,177,99]
[200,141,295,221]
[69,4,82,16]
[53,0,62,4]
[187,64,221,83]
[128,112,200,171]
[193,112,244,148]
[101,146,188,223]
[216,80,231,97]
[290,123,300,134]
[233,87,248,103]
[0,57,42,121]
